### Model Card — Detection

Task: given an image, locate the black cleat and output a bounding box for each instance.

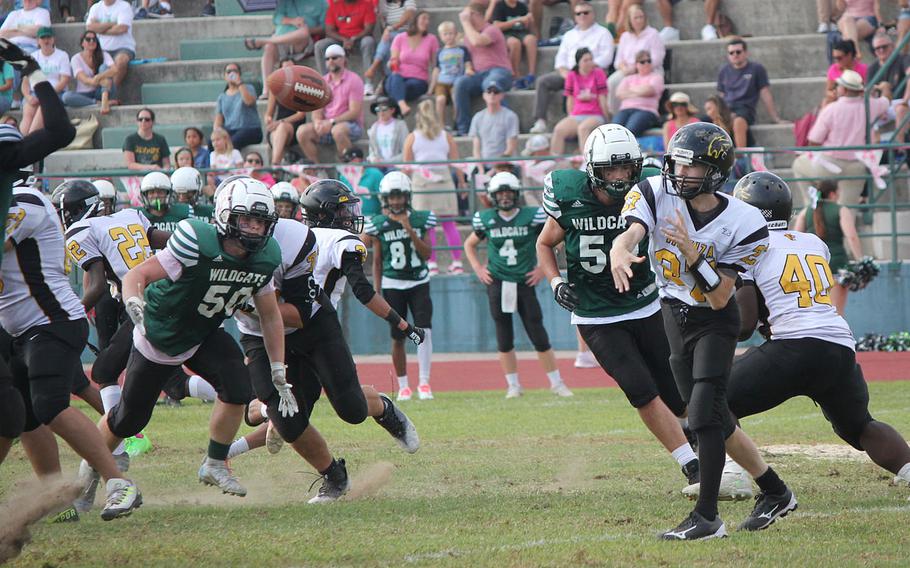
[307,458,351,504]
[374,394,420,453]
[739,487,798,531]
[682,459,699,485]
[660,510,727,540]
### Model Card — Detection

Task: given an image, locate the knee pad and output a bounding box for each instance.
[0,385,26,438]
[107,402,152,439]
[332,388,369,425]
[266,396,311,443]
[832,420,868,451]
[688,379,735,437]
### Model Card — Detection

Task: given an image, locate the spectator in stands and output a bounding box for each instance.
[20,27,70,134]
[367,95,408,164]
[836,0,881,51]
[384,10,437,116]
[716,37,784,148]
[337,146,383,215]
[0,0,50,54]
[526,0,580,39]
[246,0,328,98]
[791,70,888,208]
[662,91,699,147]
[454,3,513,136]
[606,0,719,41]
[214,62,263,150]
[815,0,839,33]
[0,61,14,116]
[63,30,115,114]
[824,39,867,106]
[403,99,466,274]
[314,0,376,81]
[364,0,418,97]
[900,0,910,54]
[868,33,908,101]
[530,2,613,135]
[431,20,473,130]
[123,107,171,171]
[471,78,519,163]
[611,50,663,136]
[265,58,307,166]
[86,0,135,91]
[209,126,243,182]
[520,133,552,206]
[607,4,664,115]
[174,147,194,168]
[246,151,277,185]
[490,0,538,90]
[704,94,735,141]
[184,126,210,169]
[550,48,607,156]
[296,43,364,162]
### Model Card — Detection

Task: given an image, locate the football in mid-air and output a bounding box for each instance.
[266,65,333,113]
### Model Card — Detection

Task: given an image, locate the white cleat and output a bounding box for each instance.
[574,351,598,368]
[417,384,434,400]
[397,386,412,401]
[198,457,247,497]
[265,420,284,455]
[505,385,523,399]
[75,452,130,513]
[682,458,754,501]
[551,383,574,397]
[101,478,142,521]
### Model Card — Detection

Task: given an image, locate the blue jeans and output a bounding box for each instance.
[0,97,11,115]
[453,67,513,134]
[384,74,427,104]
[227,126,263,150]
[611,109,660,137]
[62,89,103,107]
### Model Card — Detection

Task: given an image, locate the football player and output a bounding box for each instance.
[93,179,117,215]
[727,171,910,523]
[172,166,213,223]
[97,176,287,497]
[538,124,701,491]
[137,171,193,235]
[613,122,773,540]
[231,180,421,503]
[464,172,571,398]
[271,182,300,220]
[363,172,436,401]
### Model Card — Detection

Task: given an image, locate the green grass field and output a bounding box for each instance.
[2,381,910,567]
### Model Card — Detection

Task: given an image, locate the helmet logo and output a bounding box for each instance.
[706,135,732,160]
[338,195,348,202]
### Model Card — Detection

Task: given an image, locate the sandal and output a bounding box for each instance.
[244,38,261,51]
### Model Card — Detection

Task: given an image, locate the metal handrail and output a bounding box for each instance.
[865,30,910,143]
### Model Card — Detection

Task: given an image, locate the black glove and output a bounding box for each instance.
[305,273,322,303]
[0,39,39,75]
[403,322,425,345]
[554,282,579,312]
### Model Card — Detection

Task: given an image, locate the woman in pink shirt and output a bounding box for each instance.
[385,11,439,116]
[607,4,665,115]
[612,50,664,136]
[823,38,868,106]
[550,48,608,156]
[661,91,699,148]
[836,0,882,51]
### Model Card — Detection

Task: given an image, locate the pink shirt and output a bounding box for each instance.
[826,61,868,83]
[665,116,699,140]
[617,72,664,115]
[844,0,874,18]
[392,32,439,82]
[809,95,888,160]
[614,26,665,71]
[564,67,607,117]
[323,68,364,126]
[466,23,511,73]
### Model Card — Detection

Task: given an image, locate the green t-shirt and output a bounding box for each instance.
[339,167,383,217]
[542,169,656,318]
[0,63,14,104]
[138,202,193,237]
[274,0,328,35]
[144,219,281,355]
[364,209,437,282]
[472,206,546,283]
[804,199,848,272]
[123,132,171,167]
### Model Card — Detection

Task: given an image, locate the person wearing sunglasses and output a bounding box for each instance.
[245,151,277,187]
[123,108,171,172]
[63,31,116,114]
[214,62,263,151]
[824,39,867,107]
[716,37,784,148]
[611,50,663,136]
[607,3,664,116]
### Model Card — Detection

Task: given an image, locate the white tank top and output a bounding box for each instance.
[413,130,449,163]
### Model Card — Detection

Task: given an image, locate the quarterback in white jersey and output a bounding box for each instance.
[729,172,910,504]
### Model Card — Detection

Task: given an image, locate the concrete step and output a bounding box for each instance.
[140,79,262,105]
[118,57,262,104]
[180,38,262,61]
[214,0,274,17]
[99,124,214,151]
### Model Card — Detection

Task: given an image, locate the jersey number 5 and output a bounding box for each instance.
[198,285,254,318]
[778,253,833,308]
[579,235,607,274]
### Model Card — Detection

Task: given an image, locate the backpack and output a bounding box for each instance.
[793,108,819,147]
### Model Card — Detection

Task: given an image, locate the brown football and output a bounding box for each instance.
[267,65,333,113]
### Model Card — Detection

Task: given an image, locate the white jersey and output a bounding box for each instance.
[65,209,153,293]
[312,227,369,312]
[1,188,85,337]
[743,230,855,350]
[235,218,318,337]
[622,175,770,307]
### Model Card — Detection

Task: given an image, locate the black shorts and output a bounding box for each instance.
[729,103,756,126]
[382,283,432,340]
[91,317,134,387]
[93,293,123,351]
[70,360,89,394]
[577,309,685,414]
[486,278,550,353]
[729,338,872,450]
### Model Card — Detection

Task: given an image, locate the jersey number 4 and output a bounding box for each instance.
[779,253,833,308]
[198,285,254,318]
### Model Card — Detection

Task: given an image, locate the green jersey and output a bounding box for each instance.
[472,206,546,283]
[191,203,215,224]
[364,210,436,284]
[542,169,656,319]
[804,199,847,272]
[144,219,281,356]
[138,202,193,235]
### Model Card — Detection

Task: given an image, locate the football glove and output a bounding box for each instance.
[305,273,321,303]
[124,296,145,335]
[0,39,39,75]
[270,362,298,418]
[553,281,579,312]
[403,322,425,346]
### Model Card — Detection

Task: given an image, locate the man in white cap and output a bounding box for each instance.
[791,69,889,209]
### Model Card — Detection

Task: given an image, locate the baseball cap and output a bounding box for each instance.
[482,75,506,93]
[325,44,346,59]
[521,134,550,156]
[37,27,54,38]
[342,147,364,162]
[836,69,864,92]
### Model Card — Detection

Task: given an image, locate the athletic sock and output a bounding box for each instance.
[99,385,122,413]
[897,463,910,482]
[417,329,432,384]
[187,375,217,402]
[755,466,787,495]
[671,443,698,468]
[545,370,562,388]
[397,375,409,390]
[505,373,520,387]
[227,437,250,459]
[259,400,269,421]
[207,439,231,461]
[694,427,725,521]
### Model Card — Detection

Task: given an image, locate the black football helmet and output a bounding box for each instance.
[300,179,364,234]
[732,171,792,230]
[662,122,735,199]
[51,179,102,230]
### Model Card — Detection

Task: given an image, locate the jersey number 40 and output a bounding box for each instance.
[779,253,833,308]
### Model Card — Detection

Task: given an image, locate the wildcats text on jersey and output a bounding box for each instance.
[570,215,626,231]
[208,268,270,287]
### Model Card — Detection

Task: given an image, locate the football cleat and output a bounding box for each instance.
[660,510,727,541]
[682,458,754,501]
[551,383,574,397]
[265,420,284,455]
[397,386,412,401]
[198,457,247,497]
[75,453,130,513]
[574,351,598,369]
[374,394,420,453]
[124,432,153,457]
[101,478,142,520]
[738,488,797,531]
[682,459,699,485]
[417,384,433,400]
[308,458,351,504]
[48,506,79,523]
[505,385,523,398]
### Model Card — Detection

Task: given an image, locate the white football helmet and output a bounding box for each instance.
[583,124,643,198]
[271,182,299,219]
[92,179,117,214]
[140,171,173,211]
[171,167,203,205]
[379,171,412,214]
[213,176,278,252]
[487,171,521,210]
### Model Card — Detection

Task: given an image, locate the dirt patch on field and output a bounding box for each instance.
[761,444,868,462]
[345,461,394,500]
[0,478,80,564]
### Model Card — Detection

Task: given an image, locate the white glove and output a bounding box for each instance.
[270,362,298,418]
[124,296,145,335]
